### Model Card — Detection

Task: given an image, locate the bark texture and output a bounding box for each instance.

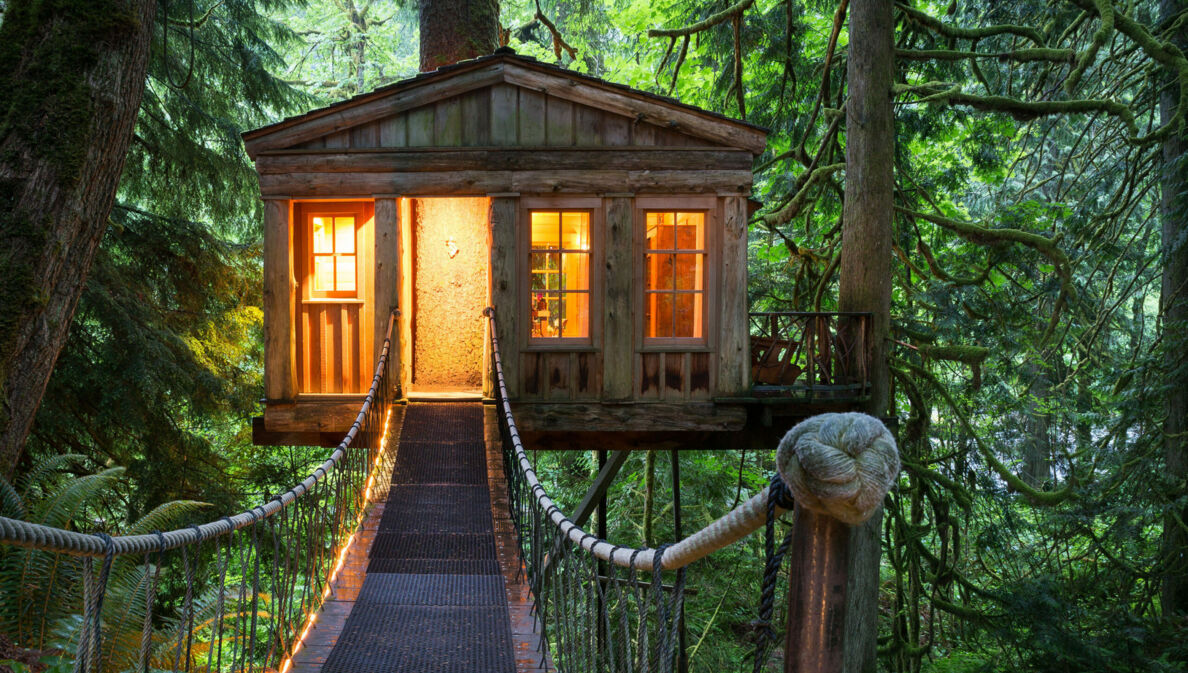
[0,0,157,477]
[418,0,499,72]
[1160,0,1188,619]
[837,0,895,670]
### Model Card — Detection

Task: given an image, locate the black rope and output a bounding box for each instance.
[752,474,796,673]
[90,533,115,673]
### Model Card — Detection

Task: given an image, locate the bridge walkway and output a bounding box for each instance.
[290,402,547,673]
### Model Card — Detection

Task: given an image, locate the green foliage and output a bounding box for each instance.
[21,0,305,518]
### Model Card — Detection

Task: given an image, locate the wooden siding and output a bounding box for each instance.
[292,85,722,151]
[635,352,713,401]
[519,351,602,401]
[293,201,375,395]
[298,303,368,393]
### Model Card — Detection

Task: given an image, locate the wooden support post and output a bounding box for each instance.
[489,196,518,397]
[398,197,413,396]
[718,195,750,395]
[603,194,634,400]
[264,197,295,400]
[671,449,689,673]
[783,506,879,673]
[597,449,609,667]
[375,197,399,395]
[541,449,630,577]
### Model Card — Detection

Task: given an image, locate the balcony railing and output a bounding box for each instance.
[748,312,872,400]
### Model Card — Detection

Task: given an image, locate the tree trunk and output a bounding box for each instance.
[831,0,895,671]
[418,0,499,72]
[0,0,158,478]
[1022,360,1052,489]
[1160,0,1188,619]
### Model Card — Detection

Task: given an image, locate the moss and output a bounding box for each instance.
[919,344,990,366]
[0,0,139,180]
[0,0,140,393]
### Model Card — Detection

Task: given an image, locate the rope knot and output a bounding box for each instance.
[776,412,900,525]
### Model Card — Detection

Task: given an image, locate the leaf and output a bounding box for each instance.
[126,500,212,536]
[0,476,25,519]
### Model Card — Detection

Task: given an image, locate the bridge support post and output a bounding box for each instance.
[782,505,881,673]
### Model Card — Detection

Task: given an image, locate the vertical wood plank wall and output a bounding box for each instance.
[293,201,376,395]
[294,86,716,150]
[263,198,295,400]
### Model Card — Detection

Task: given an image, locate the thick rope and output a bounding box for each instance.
[776,412,900,525]
[0,315,397,558]
[752,475,795,673]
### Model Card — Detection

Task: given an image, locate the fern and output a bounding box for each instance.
[0,476,24,519]
[30,467,124,531]
[126,500,211,536]
[15,454,87,501]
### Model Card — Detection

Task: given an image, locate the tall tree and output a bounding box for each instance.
[1160,0,1188,619]
[0,0,157,478]
[837,0,894,670]
[418,0,499,71]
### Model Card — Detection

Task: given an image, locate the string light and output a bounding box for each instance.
[279,406,393,673]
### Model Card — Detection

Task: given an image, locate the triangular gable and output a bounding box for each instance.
[243,55,767,157]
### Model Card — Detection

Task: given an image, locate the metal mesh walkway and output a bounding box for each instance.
[321,402,516,673]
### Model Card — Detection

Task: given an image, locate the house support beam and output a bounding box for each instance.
[603,195,634,400]
[717,195,750,395]
[374,197,400,396]
[489,196,518,396]
[263,197,296,400]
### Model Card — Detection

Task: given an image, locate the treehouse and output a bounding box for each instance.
[244,51,865,446]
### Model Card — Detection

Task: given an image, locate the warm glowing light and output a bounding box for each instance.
[644,211,706,339]
[530,210,591,339]
[279,407,393,673]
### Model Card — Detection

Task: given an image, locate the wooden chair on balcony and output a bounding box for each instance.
[751,336,804,386]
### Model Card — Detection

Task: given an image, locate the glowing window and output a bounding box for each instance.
[645,212,705,339]
[311,215,357,296]
[530,211,590,339]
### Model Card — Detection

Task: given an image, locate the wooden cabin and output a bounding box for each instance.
[244,51,773,446]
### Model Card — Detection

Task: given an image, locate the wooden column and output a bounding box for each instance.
[489,195,518,396]
[717,195,750,395]
[603,194,634,400]
[398,197,413,396]
[263,197,296,401]
[374,197,400,395]
[783,507,854,673]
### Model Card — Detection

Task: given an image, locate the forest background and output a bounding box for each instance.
[0,0,1186,671]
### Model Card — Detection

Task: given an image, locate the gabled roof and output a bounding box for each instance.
[243,51,768,157]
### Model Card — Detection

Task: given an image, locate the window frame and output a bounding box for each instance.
[297,201,369,303]
[635,197,718,351]
[309,213,360,298]
[520,197,602,350]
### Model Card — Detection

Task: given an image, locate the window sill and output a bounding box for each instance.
[641,342,714,353]
[523,342,600,353]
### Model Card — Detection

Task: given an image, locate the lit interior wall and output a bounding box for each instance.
[412,197,490,389]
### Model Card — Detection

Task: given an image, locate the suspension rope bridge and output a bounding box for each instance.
[0,309,899,673]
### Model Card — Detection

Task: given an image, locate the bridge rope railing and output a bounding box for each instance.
[487,309,799,673]
[0,313,399,673]
[486,307,900,673]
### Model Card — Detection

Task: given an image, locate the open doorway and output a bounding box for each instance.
[409,197,490,395]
